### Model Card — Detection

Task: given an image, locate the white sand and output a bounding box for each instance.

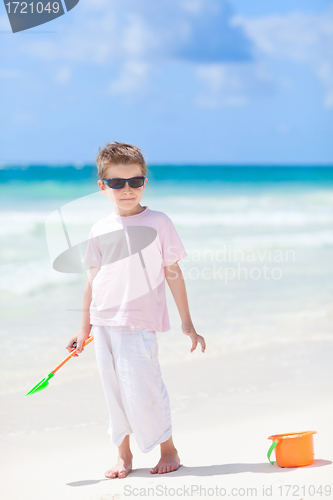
[1,338,333,500]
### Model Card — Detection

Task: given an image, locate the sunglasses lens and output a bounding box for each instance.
[129,177,145,188]
[107,179,126,189]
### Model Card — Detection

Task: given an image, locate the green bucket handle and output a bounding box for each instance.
[267,439,279,465]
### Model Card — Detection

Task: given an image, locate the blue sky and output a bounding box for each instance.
[0,0,332,164]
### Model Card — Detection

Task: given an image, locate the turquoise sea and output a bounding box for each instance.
[1,165,333,397]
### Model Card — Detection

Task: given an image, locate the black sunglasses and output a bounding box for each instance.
[102,176,146,189]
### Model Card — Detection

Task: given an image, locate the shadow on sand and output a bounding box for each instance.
[66,459,332,486]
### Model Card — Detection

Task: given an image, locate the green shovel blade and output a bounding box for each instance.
[24,372,55,396]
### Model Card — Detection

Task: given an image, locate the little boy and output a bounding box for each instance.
[66,142,206,479]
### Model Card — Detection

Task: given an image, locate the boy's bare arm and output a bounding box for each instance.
[165,262,206,353]
[80,267,98,334]
[65,266,100,355]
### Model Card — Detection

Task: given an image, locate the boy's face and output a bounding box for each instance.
[97,163,148,214]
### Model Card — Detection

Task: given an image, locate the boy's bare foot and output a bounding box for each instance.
[150,449,181,474]
[105,456,133,479]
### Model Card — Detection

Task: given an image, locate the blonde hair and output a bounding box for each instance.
[96,141,147,178]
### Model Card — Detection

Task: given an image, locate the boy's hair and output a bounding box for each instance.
[96,142,147,178]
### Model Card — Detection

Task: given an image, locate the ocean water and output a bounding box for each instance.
[1,165,333,396]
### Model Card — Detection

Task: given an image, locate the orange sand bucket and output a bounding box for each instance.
[267,431,317,467]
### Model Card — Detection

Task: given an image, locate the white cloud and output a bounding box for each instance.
[193,60,276,109]
[109,59,151,96]
[0,13,10,30]
[317,61,333,108]
[195,64,248,108]
[233,6,333,108]
[21,12,119,64]
[181,0,205,15]
[80,0,110,12]
[0,69,20,78]
[11,111,38,124]
[120,13,154,58]
[56,66,71,84]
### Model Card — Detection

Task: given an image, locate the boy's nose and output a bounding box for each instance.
[123,181,133,190]
[121,186,133,196]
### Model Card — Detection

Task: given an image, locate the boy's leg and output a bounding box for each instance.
[150,435,181,474]
[105,434,133,479]
[93,325,133,448]
[112,329,173,453]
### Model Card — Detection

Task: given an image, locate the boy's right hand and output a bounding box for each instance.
[65,329,91,356]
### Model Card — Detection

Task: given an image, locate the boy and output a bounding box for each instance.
[66,142,206,479]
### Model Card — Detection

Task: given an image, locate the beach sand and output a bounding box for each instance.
[1,338,332,500]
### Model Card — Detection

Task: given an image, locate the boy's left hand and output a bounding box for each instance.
[182,323,206,353]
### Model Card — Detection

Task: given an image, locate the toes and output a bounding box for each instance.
[118,470,126,478]
[151,463,178,474]
[105,471,117,479]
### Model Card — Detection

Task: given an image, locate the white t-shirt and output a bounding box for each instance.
[82,206,188,332]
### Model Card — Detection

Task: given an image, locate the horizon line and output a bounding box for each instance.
[1,163,333,168]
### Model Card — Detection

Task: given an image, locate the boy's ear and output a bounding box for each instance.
[98,180,107,195]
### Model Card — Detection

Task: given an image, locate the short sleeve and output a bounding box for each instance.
[82,228,102,268]
[161,217,188,267]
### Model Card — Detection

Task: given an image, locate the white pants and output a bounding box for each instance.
[92,324,172,453]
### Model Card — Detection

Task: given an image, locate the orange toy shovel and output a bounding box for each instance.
[24,336,94,397]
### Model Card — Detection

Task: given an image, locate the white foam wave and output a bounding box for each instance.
[171,210,333,227]
[0,211,51,236]
[0,260,78,294]
[228,231,333,249]
[2,187,333,237]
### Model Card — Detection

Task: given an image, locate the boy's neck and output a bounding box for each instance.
[114,204,146,217]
